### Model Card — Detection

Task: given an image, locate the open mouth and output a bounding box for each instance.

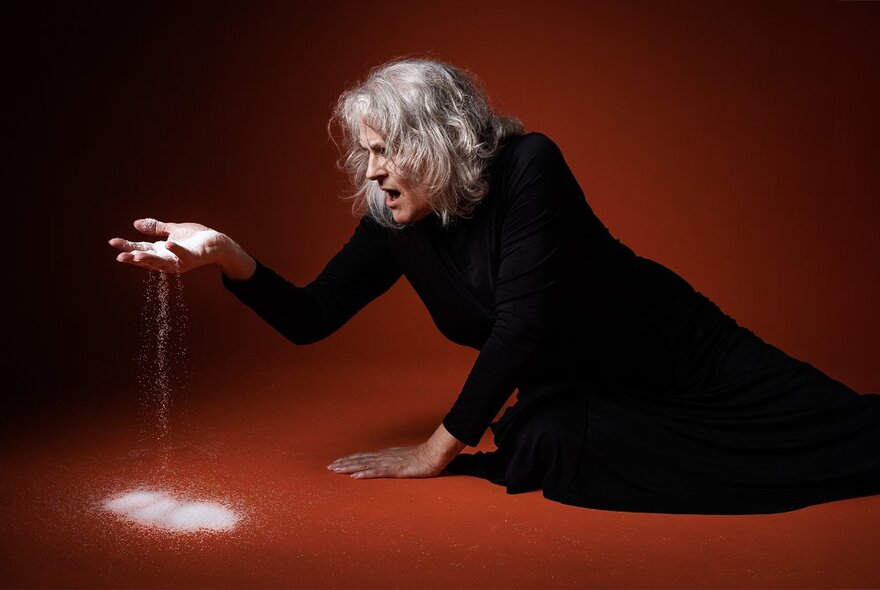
[384,189,401,205]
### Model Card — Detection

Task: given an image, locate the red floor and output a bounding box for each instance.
[3,355,879,588]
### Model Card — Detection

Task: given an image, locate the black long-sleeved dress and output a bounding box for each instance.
[224,132,880,514]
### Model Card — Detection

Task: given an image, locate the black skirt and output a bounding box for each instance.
[447,295,880,515]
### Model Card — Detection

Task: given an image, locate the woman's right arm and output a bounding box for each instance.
[110,216,402,345]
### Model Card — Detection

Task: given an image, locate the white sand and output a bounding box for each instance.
[151,241,178,260]
[138,270,186,468]
[103,489,240,533]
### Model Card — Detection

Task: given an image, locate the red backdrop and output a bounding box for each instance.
[10,0,880,414]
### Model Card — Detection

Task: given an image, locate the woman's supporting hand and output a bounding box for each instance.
[108,218,256,279]
[328,423,467,479]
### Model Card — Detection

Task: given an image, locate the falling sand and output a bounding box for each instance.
[103,266,242,533]
[136,269,187,469]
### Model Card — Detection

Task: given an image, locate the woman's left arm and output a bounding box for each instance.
[441,134,572,446]
[329,134,572,476]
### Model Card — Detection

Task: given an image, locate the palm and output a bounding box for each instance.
[109,218,224,273]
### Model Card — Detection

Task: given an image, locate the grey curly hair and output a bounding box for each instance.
[330,58,524,228]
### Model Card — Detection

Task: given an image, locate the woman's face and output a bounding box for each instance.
[358,121,433,225]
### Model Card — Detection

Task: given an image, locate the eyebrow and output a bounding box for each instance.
[359,141,385,151]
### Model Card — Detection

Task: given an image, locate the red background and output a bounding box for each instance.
[10,0,880,413]
[4,2,880,587]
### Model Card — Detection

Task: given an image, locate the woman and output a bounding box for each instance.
[109,58,880,514]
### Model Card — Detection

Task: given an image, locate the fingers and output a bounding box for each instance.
[133,217,171,237]
[108,238,153,253]
[332,451,378,462]
[328,450,381,478]
[328,455,377,473]
[330,461,370,475]
[329,447,405,464]
[329,459,385,479]
[328,449,398,468]
[164,241,183,255]
[327,447,417,479]
[115,249,181,273]
[164,241,195,265]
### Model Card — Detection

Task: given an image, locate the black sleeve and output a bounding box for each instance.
[441,134,568,446]
[222,215,402,345]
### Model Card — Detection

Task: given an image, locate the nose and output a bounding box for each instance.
[365,152,387,181]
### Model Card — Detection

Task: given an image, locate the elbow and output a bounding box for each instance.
[276,322,337,346]
[258,310,335,346]
[283,330,326,346]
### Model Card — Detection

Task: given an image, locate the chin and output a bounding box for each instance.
[391,210,413,224]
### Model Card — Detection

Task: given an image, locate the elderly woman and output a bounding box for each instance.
[110,58,880,514]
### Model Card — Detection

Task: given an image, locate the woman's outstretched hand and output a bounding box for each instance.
[109,218,256,279]
[327,423,467,479]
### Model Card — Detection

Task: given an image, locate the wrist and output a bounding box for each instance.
[423,423,467,471]
[214,233,256,281]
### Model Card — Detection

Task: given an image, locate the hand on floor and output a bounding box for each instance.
[327,444,444,479]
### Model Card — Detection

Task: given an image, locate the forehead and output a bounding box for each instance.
[357,120,385,146]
